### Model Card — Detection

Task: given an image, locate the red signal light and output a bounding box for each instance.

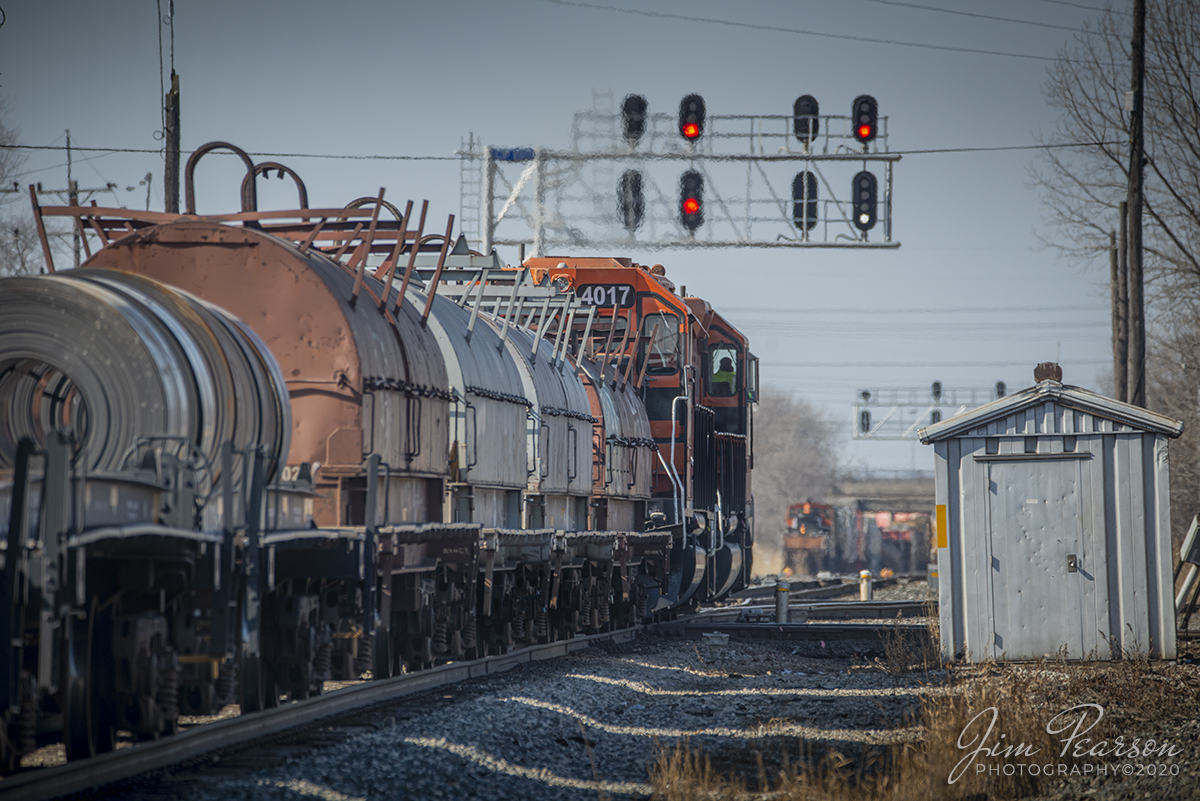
[683,197,700,214]
[858,124,872,140]
[682,122,700,139]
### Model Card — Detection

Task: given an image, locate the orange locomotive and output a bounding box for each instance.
[525,258,758,601]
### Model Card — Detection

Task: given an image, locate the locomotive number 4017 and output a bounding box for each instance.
[576,284,636,308]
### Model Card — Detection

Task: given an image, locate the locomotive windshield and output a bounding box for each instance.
[641,312,680,374]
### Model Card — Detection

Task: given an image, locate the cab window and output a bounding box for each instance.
[640,312,680,374]
[707,345,738,396]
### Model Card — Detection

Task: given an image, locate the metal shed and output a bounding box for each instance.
[918,376,1183,662]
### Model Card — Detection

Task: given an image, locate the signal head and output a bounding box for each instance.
[678,94,706,141]
[852,94,877,146]
[793,95,819,143]
[852,170,877,232]
[617,169,645,231]
[791,171,818,231]
[622,94,648,144]
[679,169,704,232]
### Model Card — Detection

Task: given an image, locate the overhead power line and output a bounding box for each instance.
[534,0,1074,62]
[1030,0,1121,14]
[896,141,1121,155]
[722,304,1105,315]
[762,359,1109,368]
[863,0,1081,32]
[0,140,1122,162]
[0,144,456,161]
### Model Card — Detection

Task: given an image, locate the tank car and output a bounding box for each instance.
[0,141,752,767]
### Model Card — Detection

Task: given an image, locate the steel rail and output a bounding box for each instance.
[730,576,903,602]
[0,627,639,801]
[650,620,930,645]
[695,599,933,623]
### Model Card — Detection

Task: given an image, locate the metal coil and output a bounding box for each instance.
[0,271,291,479]
[461,616,476,649]
[313,643,332,681]
[432,620,448,654]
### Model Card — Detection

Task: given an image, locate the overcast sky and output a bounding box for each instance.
[0,0,1125,473]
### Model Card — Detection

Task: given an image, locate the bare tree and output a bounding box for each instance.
[1033,1,1200,293]
[752,386,842,572]
[1033,1,1200,552]
[0,94,43,277]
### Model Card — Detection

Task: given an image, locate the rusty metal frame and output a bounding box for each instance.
[420,215,456,327]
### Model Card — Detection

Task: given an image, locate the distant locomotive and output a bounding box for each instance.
[0,142,754,768]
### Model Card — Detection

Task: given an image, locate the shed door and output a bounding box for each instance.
[986,459,1085,659]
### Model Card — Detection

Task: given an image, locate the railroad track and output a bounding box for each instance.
[729,575,906,602]
[0,601,938,800]
[0,628,639,801]
[700,599,933,623]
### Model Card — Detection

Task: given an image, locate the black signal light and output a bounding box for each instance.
[852,170,877,232]
[680,169,703,232]
[791,171,818,231]
[678,94,705,141]
[618,169,644,231]
[793,95,819,143]
[622,94,648,144]
[852,95,877,146]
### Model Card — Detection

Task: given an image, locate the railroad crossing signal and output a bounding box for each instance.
[622,94,648,144]
[792,171,818,231]
[678,94,705,141]
[852,95,878,147]
[793,95,819,144]
[680,170,704,231]
[618,169,645,231]
[853,171,877,231]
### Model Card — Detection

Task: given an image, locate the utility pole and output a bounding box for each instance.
[164,72,181,213]
[1112,200,1129,402]
[1126,0,1147,407]
[66,130,80,267]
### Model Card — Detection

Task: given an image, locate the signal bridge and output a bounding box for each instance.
[458,93,900,256]
[854,383,1009,441]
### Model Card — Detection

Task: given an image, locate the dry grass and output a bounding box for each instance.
[874,602,942,675]
[646,652,1200,801]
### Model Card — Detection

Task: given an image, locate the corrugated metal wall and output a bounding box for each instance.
[934,400,1175,661]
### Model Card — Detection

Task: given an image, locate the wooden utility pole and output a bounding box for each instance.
[65,129,81,268]
[1111,221,1128,402]
[164,72,181,213]
[1127,0,1147,407]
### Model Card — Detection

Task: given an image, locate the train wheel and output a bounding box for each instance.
[238,651,265,713]
[263,661,281,709]
[61,601,95,761]
[373,628,393,679]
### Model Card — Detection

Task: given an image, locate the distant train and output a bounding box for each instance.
[0,142,755,768]
[782,502,931,577]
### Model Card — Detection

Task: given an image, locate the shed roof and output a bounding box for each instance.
[917,380,1183,444]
